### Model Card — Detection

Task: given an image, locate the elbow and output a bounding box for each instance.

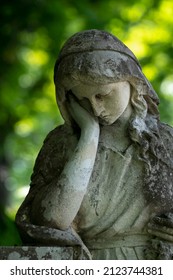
[31,194,79,230]
[31,204,72,230]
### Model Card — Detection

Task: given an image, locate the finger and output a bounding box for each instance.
[68,94,77,109]
[66,92,99,128]
[67,101,79,123]
[79,98,93,114]
[148,223,173,239]
[67,95,90,127]
[68,95,91,118]
[68,95,91,117]
[67,95,81,117]
[148,228,173,242]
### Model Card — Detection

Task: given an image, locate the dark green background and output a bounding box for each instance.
[0,0,173,245]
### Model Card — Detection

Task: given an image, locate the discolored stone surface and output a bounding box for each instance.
[0,246,75,260]
[14,30,173,260]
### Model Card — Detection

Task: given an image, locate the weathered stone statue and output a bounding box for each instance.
[15,29,173,260]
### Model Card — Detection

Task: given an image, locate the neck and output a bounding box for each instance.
[101,104,133,153]
[103,103,133,152]
[114,102,132,132]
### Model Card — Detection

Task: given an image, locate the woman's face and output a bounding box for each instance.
[70,81,131,125]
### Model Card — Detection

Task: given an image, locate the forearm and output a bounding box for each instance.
[34,124,100,230]
[63,125,99,190]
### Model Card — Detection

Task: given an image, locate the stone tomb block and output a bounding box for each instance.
[0,246,75,260]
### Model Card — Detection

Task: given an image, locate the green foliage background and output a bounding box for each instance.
[0,0,173,245]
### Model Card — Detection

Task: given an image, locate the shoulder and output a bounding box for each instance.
[158,121,173,156]
[159,121,173,135]
[31,123,78,186]
[43,123,78,152]
[38,123,77,159]
[158,121,173,141]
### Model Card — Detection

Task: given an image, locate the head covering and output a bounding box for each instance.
[54,29,159,123]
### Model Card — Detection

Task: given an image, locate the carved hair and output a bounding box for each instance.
[54,30,161,167]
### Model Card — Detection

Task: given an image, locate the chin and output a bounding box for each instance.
[99,118,114,126]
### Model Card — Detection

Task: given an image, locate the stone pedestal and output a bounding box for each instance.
[0,246,79,260]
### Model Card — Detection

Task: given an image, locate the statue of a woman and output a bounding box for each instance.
[15,29,173,260]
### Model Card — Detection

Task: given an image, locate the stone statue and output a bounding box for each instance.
[15,29,173,260]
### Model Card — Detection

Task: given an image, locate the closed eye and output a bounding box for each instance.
[95,91,112,100]
[104,90,113,97]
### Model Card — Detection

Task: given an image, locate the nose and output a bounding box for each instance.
[90,98,103,117]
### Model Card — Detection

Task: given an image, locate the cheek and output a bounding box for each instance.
[114,90,130,113]
[107,94,130,118]
[117,98,128,113]
[106,98,125,116]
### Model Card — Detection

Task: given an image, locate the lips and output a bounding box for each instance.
[98,115,111,124]
[100,115,109,120]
